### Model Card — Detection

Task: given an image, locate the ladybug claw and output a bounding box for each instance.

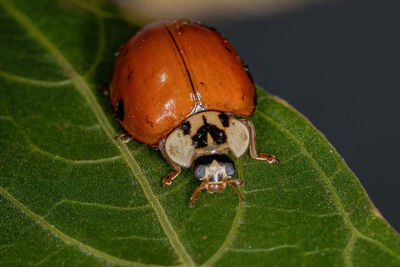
[258,153,279,164]
[189,180,207,207]
[161,169,181,187]
[267,154,279,164]
[162,179,171,187]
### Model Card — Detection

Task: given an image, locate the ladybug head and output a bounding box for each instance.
[193,154,234,192]
[190,154,245,206]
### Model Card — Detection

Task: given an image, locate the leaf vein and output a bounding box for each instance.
[229,244,298,253]
[114,235,168,243]
[43,199,150,218]
[0,115,122,164]
[0,69,70,87]
[84,16,105,78]
[304,247,343,256]
[256,106,400,266]
[243,188,274,194]
[35,247,64,266]
[359,235,400,262]
[245,205,340,218]
[0,1,194,265]
[0,186,170,267]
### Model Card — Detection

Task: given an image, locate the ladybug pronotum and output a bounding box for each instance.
[110,19,279,207]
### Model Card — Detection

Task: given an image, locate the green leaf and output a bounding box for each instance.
[0,0,399,266]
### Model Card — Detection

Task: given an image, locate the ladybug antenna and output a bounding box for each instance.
[227,179,246,203]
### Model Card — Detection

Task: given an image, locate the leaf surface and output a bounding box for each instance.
[0,0,399,266]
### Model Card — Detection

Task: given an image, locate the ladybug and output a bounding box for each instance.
[109,19,279,207]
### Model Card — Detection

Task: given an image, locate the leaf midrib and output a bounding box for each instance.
[3,1,399,266]
[0,1,195,266]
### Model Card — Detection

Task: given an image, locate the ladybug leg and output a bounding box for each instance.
[159,139,182,187]
[115,132,132,143]
[226,178,244,187]
[189,180,207,207]
[162,166,182,187]
[226,178,246,203]
[240,119,279,164]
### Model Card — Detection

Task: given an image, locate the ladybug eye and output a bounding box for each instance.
[225,162,235,177]
[194,164,206,180]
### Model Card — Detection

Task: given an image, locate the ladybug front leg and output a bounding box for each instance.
[226,178,246,203]
[162,166,181,187]
[159,139,182,187]
[189,180,207,207]
[240,119,279,164]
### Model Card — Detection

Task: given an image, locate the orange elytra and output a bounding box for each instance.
[110,19,278,206]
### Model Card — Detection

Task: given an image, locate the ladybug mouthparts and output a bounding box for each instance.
[206,183,226,193]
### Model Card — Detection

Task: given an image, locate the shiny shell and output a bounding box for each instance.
[110,19,255,146]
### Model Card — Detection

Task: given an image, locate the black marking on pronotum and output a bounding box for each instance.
[202,115,207,124]
[192,115,226,148]
[179,121,191,135]
[218,113,229,127]
[116,99,124,121]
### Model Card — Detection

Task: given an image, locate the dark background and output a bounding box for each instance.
[207,0,400,231]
